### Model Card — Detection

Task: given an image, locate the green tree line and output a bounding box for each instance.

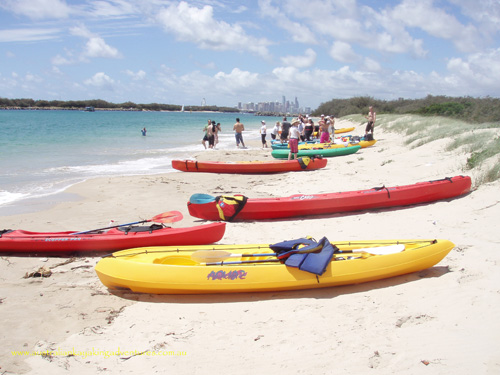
[0,98,239,113]
[313,95,500,123]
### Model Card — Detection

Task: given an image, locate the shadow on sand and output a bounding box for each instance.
[108,265,451,304]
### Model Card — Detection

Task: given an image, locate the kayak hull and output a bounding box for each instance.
[171,157,327,173]
[95,239,455,294]
[187,176,472,221]
[271,145,360,158]
[334,127,355,134]
[299,140,377,149]
[0,223,226,254]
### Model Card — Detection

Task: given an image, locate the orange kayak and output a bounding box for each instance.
[172,157,327,174]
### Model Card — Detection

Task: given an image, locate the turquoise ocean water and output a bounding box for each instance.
[0,110,277,215]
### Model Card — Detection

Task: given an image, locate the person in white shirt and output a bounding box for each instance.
[271,121,281,140]
[288,119,301,160]
[260,120,268,148]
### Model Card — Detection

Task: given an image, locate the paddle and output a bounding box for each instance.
[71,210,184,235]
[191,244,405,263]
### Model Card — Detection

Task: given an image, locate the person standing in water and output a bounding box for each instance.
[202,119,211,149]
[233,118,246,148]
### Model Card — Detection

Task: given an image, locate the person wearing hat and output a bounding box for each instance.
[319,116,330,143]
[260,120,268,148]
[288,119,301,160]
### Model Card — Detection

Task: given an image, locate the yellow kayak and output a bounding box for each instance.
[313,127,355,138]
[299,139,376,150]
[95,239,454,294]
[334,127,355,134]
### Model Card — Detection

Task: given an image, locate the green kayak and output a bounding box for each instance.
[271,145,361,158]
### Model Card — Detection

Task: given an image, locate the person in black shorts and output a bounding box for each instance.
[365,106,376,137]
[280,117,291,143]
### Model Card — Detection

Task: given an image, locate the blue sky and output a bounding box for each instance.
[0,0,499,109]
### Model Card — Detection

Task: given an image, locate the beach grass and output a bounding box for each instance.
[343,113,500,186]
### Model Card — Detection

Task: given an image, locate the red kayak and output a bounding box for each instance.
[187,176,471,221]
[172,156,327,174]
[0,222,226,254]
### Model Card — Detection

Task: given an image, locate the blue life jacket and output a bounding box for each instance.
[270,237,336,276]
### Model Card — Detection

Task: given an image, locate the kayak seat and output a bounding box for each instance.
[0,229,13,237]
[117,224,165,234]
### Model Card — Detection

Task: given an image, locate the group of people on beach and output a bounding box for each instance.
[202,119,222,149]
[257,114,335,160]
[201,118,248,149]
[200,105,375,153]
[265,114,336,145]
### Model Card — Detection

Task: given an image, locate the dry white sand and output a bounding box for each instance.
[1,118,499,374]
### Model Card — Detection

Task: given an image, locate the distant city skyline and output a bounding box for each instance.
[237,96,311,114]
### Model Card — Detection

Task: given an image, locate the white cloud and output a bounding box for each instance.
[214,68,259,87]
[0,0,71,19]
[70,24,93,39]
[125,69,146,80]
[87,0,138,18]
[369,8,428,58]
[84,72,116,90]
[24,73,43,83]
[330,41,359,63]
[390,0,482,52]
[0,28,60,42]
[69,24,123,60]
[277,0,428,58]
[362,57,382,72]
[446,48,500,87]
[280,48,317,68]
[52,54,73,66]
[258,0,317,44]
[84,37,122,58]
[155,1,271,58]
[448,0,500,34]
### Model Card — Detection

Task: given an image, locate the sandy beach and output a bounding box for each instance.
[1,118,499,374]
